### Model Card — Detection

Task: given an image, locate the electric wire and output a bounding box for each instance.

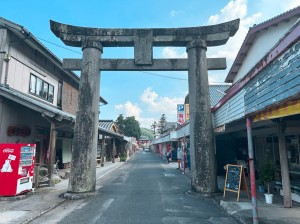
[36,36,227,82]
[37,37,82,55]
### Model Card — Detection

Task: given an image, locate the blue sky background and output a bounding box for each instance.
[1,0,299,128]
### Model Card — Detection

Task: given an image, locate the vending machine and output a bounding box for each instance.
[0,143,35,196]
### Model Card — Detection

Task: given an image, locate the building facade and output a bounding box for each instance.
[150,7,300,205]
[0,17,128,174]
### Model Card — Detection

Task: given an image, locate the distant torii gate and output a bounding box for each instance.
[50,19,239,198]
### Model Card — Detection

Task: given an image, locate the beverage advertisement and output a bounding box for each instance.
[0,144,35,196]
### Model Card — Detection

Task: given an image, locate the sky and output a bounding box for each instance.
[1,0,299,129]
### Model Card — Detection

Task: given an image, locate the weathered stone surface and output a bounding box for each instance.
[50,19,240,47]
[50,19,239,196]
[187,39,218,193]
[63,58,226,71]
[68,44,101,194]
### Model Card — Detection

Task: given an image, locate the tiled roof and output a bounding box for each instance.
[99,120,116,131]
[209,84,231,107]
[0,84,75,122]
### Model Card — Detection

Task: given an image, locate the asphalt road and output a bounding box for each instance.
[31,151,238,224]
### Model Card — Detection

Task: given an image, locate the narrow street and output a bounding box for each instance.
[30,152,237,224]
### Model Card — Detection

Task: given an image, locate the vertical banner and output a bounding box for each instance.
[177,104,185,125]
[185,104,189,121]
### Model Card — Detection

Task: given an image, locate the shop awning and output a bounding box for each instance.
[0,84,123,138]
[253,98,300,122]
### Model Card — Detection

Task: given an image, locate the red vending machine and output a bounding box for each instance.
[0,143,35,196]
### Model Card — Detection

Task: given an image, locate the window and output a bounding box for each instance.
[49,85,54,103]
[29,74,54,103]
[36,78,43,97]
[57,81,62,107]
[29,76,36,94]
[43,82,49,99]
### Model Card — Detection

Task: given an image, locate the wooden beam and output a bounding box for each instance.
[278,121,292,208]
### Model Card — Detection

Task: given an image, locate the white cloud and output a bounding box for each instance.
[170,10,184,17]
[162,47,187,58]
[115,101,142,119]
[206,0,262,82]
[170,10,177,17]
[140,87,184,116]
[208,0,248,25]
[205,0,299,83]
[160,0,264,83]
[114,88,185,128]
[138,117,156,129]
[207,11,261,61]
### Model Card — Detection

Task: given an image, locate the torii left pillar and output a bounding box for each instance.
[65,40,102,199]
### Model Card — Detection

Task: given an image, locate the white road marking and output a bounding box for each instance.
[90,198,115,224]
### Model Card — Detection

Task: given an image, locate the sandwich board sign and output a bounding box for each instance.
[223,164,249,201]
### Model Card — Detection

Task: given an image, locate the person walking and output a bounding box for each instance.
[177,144,182,169]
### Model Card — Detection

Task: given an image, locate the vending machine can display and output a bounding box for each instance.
[0,144,36,196]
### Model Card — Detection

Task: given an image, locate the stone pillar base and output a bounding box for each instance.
[187,190,222,199]
[63,191,96,200]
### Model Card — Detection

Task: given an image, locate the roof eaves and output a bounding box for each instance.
[0,84,75,122]
[214,19,300,112]
[0,17,80,84]
[225,6,300,83]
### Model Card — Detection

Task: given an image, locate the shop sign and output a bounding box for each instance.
[253,99,300,122]
[177,104,185,125]
[214,125,225,133]
[7,125,31,137]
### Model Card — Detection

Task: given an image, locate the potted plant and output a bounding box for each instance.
[260,160,275,204]
[257,179,266,193]
[119,153,127,162]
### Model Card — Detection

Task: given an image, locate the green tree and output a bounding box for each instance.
[141,128,154,140]
[123,116,141,139]
[151,121,157,136]
[116,114,125,134]
[157,114,166,134]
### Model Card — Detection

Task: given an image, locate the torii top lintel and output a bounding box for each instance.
[50,19,240,48]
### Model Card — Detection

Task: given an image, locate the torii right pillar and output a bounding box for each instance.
[187,39,217,194]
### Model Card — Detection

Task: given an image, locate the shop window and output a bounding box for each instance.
[29,74,54,103]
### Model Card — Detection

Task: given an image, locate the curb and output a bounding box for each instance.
[22,197,67,224]
[19,161,126,224]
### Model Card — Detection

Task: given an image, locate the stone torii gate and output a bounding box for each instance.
[50,19,239,198]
